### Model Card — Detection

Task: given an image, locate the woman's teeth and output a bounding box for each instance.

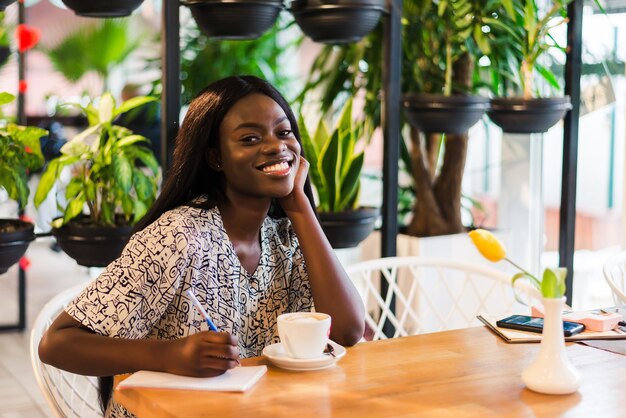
[262,161,289,173]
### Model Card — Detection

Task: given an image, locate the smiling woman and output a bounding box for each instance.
[37,75,366,418]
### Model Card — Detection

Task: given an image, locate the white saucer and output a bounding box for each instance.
[262,340,346,371]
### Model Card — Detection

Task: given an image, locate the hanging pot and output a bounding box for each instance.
[487,97,572,134]
[403,94,490,134]
[182,0,283,40]
[318,207,378,249]
[0,46,10,67]
[0,0,15,11]
[52,216,132,268]
[290,0,385,44]
[0,219,35,275]
[61,0,144,17]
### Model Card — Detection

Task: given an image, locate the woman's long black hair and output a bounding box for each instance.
[98,75,316,413]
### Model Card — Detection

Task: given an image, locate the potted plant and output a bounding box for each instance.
[60,0,144,17]
[181,0,283,40]
[34,93,160,267]
[0,92,46,274]
[484,0,574,133]
[298,0,499,237]
[0,1,15,11]
[299,98,378,248]
[0,11,10,67]
[402,0,490,136]
[289,0,385,44]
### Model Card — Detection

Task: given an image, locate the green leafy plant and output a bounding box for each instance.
[34,93,160,228]
[299,99,364,213]
[43,19,141,92]
[484,0,573,98]
[0,92,46,209]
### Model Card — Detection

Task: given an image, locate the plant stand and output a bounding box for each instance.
[498,133,545,277]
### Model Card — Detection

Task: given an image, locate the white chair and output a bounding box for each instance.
[345,256,541,341]
[30,283,103,418]
[602,252,626,305]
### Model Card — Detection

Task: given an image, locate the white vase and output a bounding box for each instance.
[521,297,581,394]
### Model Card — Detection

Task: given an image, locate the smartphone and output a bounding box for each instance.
[496,315,585,337]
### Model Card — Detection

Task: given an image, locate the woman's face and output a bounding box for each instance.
[217,93,301,201]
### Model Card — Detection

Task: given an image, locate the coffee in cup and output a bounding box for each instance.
[277,312,331,359]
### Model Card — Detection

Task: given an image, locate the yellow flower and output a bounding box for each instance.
[468,229,506,262]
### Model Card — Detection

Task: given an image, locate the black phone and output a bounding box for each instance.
[496,315,585,337]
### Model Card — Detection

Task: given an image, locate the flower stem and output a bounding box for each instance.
[505,257,537,279]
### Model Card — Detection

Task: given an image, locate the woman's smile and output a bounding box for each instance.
[257,158,294,176]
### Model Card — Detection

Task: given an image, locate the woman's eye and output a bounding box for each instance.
[241,135,260,143]
[278,129,293,137]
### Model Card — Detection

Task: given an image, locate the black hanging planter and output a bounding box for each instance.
[290,0,385,44]
[488,97,573,134]
[403,94,490,134]
[0,0,16,11]
[318,207,378,249]
[182,0,283,40]
[61,0,144,17]
[0,46,10,67]
[52,217,132,268]
[0,219,35,275]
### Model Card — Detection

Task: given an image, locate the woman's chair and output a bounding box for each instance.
[602,252,626,305]
[345,256,541,341]
[30,283,103,418]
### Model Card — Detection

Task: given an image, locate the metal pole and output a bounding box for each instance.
[161,0,180,177]
[559,0,583,304]
[381,0,402,337]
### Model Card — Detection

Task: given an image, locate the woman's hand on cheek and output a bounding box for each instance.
[279,156,310,213]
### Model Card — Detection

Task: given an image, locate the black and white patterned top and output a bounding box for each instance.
[65,203,312,417]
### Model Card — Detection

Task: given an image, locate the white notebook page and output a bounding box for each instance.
[117,366,267,392]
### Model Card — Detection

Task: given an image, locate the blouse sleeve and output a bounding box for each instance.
[65,215,194,339]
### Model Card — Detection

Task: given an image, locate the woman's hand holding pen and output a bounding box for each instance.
[167,332,240,377]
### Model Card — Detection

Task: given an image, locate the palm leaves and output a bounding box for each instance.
[44,19,140,92]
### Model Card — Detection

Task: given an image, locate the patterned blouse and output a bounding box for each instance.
[65,203,313,417]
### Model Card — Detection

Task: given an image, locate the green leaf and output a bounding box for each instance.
[113,96,157,118]
[541,268,558,298]
[113,153,133,193]
[115,134,148,149]
[131,147,159,174]
[511,272,541,305]
[99,93,115,123]
[318,129,340,211]
[133,170,152,201]
[63,192,85,224]
[65,178,83,200]
[0,92,15,106]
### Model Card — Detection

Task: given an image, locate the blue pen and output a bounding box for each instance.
[186,289,219,332]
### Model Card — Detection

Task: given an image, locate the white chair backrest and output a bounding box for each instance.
[345,256,541,341]
[30,283,103,418]
[602,252,626,305]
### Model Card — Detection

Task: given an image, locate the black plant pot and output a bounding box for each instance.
[487,97,573,134]
[183,0,283,40]
[403,94,490,134]
[0,219,35,275]
[318,207,378,249]
[0,46,10,67]
[0,0,16,11]
[61,0,144,17]
[290,0,385,44]
[52,218,132,268]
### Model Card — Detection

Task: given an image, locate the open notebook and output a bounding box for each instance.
[117,366,267,392]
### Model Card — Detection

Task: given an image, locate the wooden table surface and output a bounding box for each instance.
[114,327,626,417]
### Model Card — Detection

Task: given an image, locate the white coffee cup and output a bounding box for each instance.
[277,312,331,359]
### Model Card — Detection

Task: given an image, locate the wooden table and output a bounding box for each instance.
[114,327,626,417]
